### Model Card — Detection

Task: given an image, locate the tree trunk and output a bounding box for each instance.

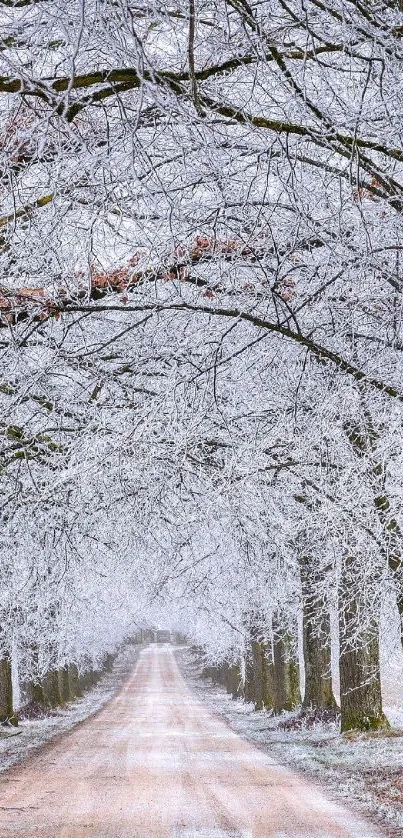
[45,669,63,707]
[79,669,93,692]
[31,668,63,709]
[0,654,17,724]
[218,663,228,688]
[68,664,82,699]
[28,642,59,709]
[58,666,73,703]
[102,653,114,672]
[244,637,260,706]
[244,630,275,709]
[226,663,242,699]
[339,556,388,732]
[31,678,46,707]
[300,555,337,710]
[272,614,301,713]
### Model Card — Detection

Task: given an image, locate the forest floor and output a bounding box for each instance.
[177,649,403,837]
[0,644,140,775]
[0,644,382,837]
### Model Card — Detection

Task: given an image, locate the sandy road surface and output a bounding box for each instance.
[0,645,383,838]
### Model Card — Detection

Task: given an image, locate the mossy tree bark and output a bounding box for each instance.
[31,678,46,706]
[102,653,115,672]
[244,627,276,710]
[26,654,114,711]
[207,662,228,687]
[43,669,63,707]
[29,640,62,709]
[300,555,337,710]
[272,613,301,713]
[68,664,83,699]
[58,665,73,703]
[79,669,93,692]
[339,555,388,732]
[77,656,101,693]
[244,633,261,706]
[30,670,62,709]
[225,663,242,698]
[202,660,242,697]
[0,653,17,724]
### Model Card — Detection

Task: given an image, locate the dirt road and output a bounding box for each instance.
[0,645,382,837]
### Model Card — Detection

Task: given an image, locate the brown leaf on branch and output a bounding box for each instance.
[16,288,46,299]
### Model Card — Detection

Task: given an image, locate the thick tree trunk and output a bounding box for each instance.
[31,669,62,709]
[102,653,115,672]
[225,663,242,699]
[244,637,260,705]
[244,630,276,709]
[339,556,388,732]
[0,654,17,724]
[300,556,337,710]
[272,614,301,713]
[77,656,101,693]
[79,669,94,692]
[31,678,46,706]
[58,665,73,703]
[29,644,71,709]
[68,664,82,699]
[208,662,227,687]
[44,669,63,707]
[218,662,229,689]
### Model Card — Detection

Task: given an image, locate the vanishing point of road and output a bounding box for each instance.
[0,645,382,837]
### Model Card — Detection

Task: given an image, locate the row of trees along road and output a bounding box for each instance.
[0,0,402,732]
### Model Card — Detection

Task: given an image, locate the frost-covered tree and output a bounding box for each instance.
[0,0,402,731]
